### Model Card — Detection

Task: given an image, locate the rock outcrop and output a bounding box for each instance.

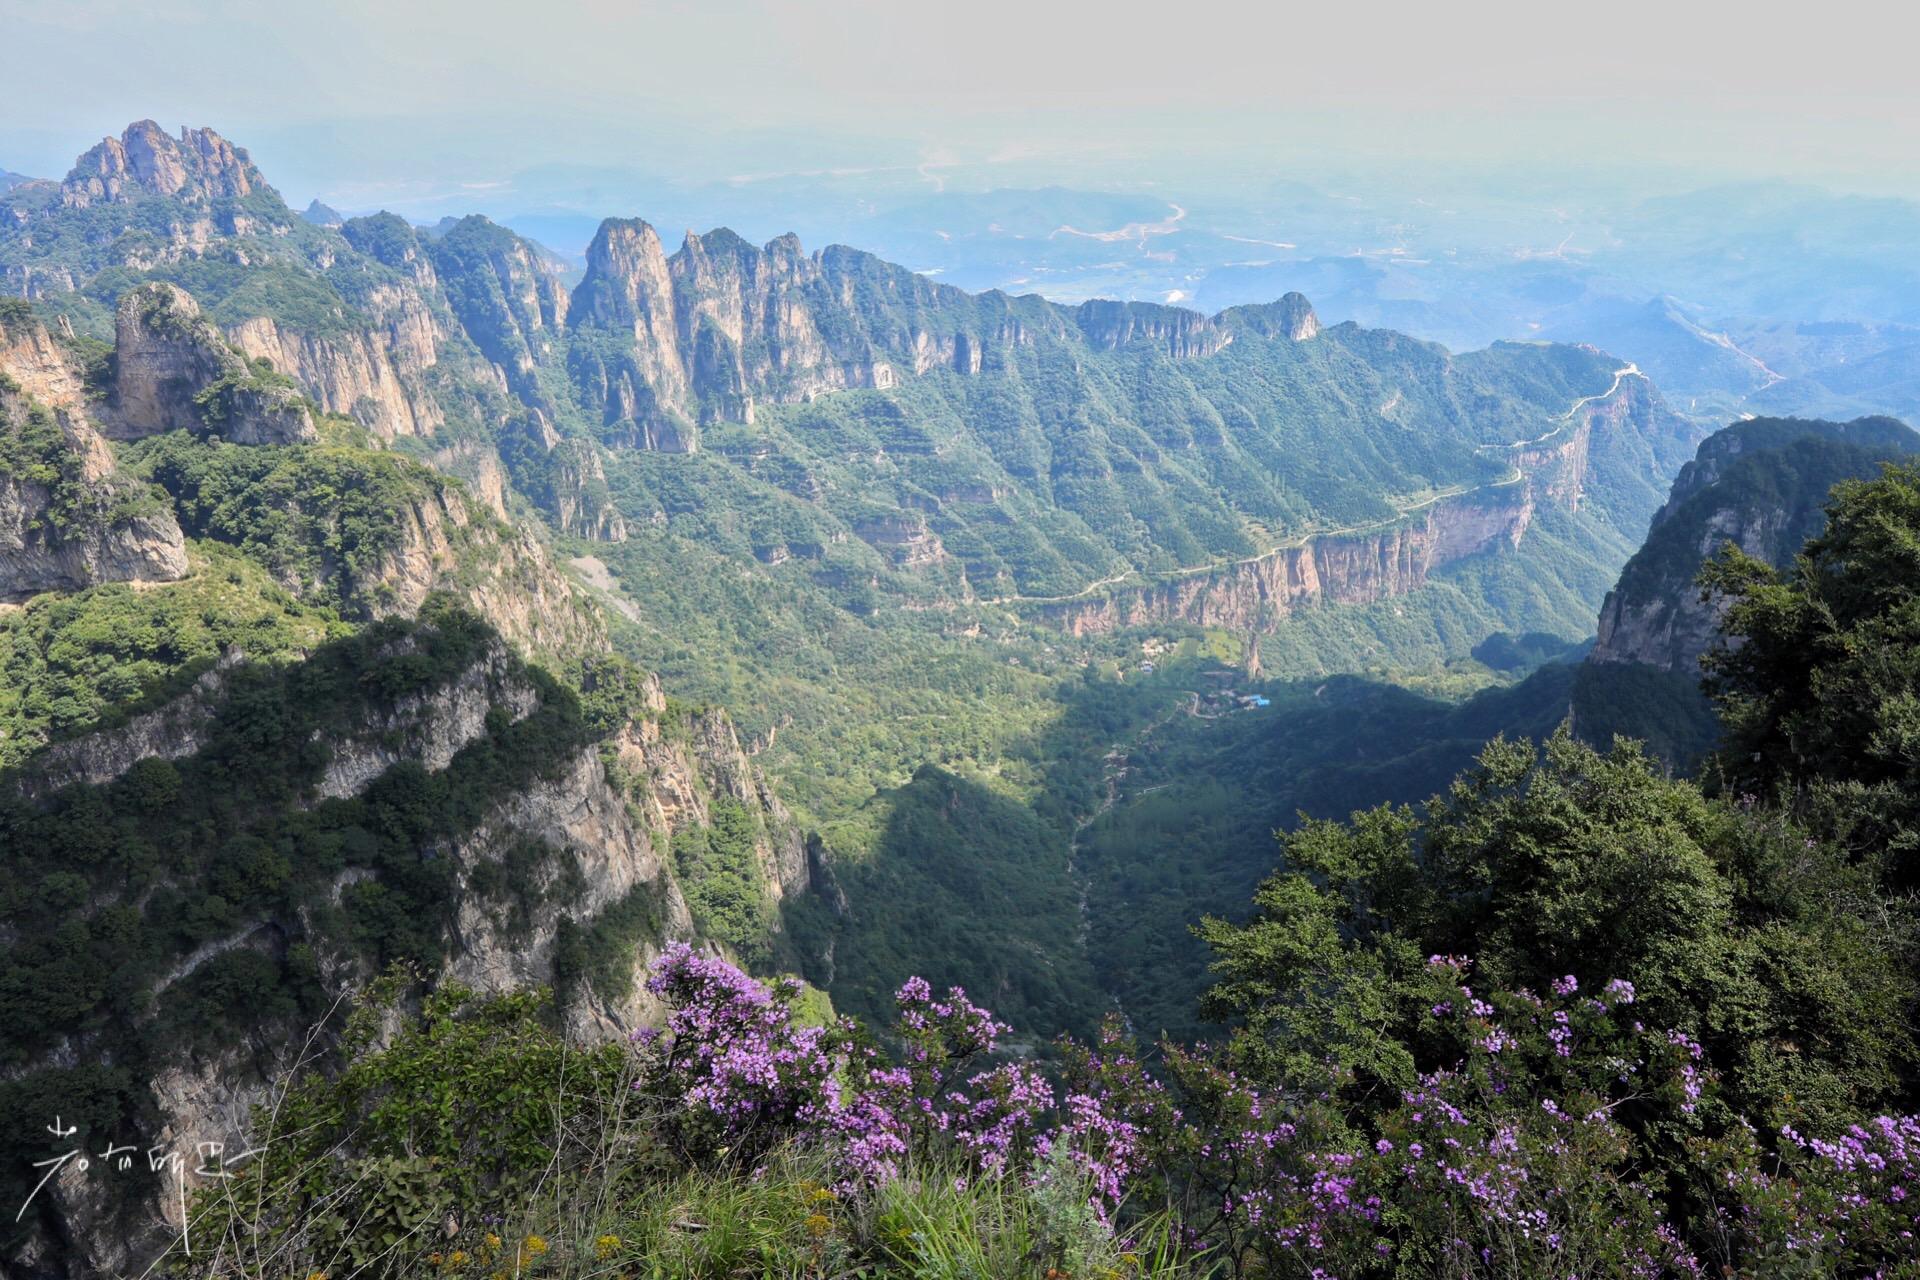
[854,512,948,567]
[542,439,629,542]
[1046,486,1531,635]
[0,441,188,596]
[1072,300,1231,358]
[14,652,240,798]
[611,692,812,910]
[226,307,440,439]
[313,632,540,798]
[1589,416,1920,671]
[173,451,607,658]
[429,215,570,406]
[60,120,266,209]
[105,283,315,443]
[0,306,189,598]
[1218,293,1320,342]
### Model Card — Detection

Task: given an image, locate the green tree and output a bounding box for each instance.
[1704,460,1920,883]
[1200,731,1916,1131]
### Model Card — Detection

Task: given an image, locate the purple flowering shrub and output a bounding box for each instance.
[633,944,1920,1275]
[1695,1115,1920,1273]
[633,944,1054,1187]
[1076,958,1708,1276]
[630,942,843,1169]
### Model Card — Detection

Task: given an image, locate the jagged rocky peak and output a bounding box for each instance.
[678,224,765,285]
[430,214,570,399]
[341,209,430,271]
[1217,292,1320,342]
[576,216,676,326]
[61,120,270,208]
[106,282,316,444]
[568,221,1026,439]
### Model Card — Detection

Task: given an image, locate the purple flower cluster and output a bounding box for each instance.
[634,945,1090,1193]
[634,944,842,1167]
[631,945,1920,1272]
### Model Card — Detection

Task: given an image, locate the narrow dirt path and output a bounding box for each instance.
[1066,692,1213,1027]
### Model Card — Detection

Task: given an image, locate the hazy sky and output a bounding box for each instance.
[5,0,1920,210]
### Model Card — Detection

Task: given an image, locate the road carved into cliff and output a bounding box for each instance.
[989,363,1643,609]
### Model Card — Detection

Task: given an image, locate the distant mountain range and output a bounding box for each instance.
[1,121,1699,628]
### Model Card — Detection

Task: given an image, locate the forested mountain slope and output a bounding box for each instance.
[3,123,1695,627]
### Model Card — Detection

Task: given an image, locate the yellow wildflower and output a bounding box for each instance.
[483,1232,503,1251]
[809,1186,835,1204]
[594,1234,622,1261]
[446,1250,469,1268]
[804,1212,832,1239]
[522,1233,549,1258]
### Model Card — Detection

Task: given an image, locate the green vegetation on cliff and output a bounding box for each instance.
[128,432,454,614]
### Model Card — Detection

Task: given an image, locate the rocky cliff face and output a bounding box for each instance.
[105,283,314,444]
[438,503,610,660]
[1047,486,1531,634]
[226,306,442,439]
[0,449,188,597]
[1588,416,1920,672]
[0,308,189,598]
[187,455,607,658]
[854,512,949,568]
[1588,505,1786,671]
[611,690,812,910]
[429,216,571,408]
[3,281,593,657]
[542,439,629,542]
[1037,357,1691,638]
[1072,300,1231,358]
[13,652,240,799]
[1217,293,1320,342]
[567,224,1068,443]
[16,121,294,284]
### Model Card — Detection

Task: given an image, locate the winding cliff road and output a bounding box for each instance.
[1483,364,1644,450]
[985,364,1644,608]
